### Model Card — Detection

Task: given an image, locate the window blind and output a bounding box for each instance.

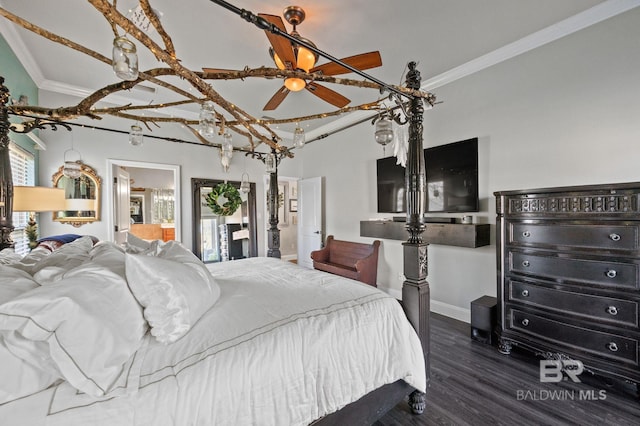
[9,142,35,256]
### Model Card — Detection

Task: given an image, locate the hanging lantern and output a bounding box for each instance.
[293,124,305,149]
[265,153,276,173]
[62,148,82,179]
[240,172,250,194]
[374,116,394,146]
[129,123,144,146]
[112,36,139,81]
[199,101,216,138]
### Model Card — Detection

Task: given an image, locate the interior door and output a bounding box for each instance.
[114,166,131,245]
[297,177,323,269]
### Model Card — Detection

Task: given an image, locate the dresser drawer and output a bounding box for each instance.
[509,251,639,290]
[508,279,639,328]
[507,308,639,366]
[509,222,639,251]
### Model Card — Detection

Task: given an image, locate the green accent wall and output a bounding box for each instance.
[0,34,40,181]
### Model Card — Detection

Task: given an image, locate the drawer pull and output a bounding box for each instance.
[609,233,621,242]
[606,306,618,316]
[521,319,530,326]
[606,270,617,279]
[522,260,530,267]
[522,231,531,238]
[607,342,619,352]
[521,290,529,297]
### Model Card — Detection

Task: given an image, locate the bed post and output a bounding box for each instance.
[266,146,281,258]
[401,62,430,414]
[0,77,15,251]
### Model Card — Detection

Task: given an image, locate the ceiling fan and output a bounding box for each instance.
[205,6,382,111]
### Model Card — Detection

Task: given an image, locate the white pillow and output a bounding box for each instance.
[0,265,39,305]
[0,262,147,398]
[124,232,164,255]
[31,236,95,284]
[90,241,126,279]
[125,241,220,344]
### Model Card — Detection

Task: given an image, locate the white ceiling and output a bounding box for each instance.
[1,0,634,147]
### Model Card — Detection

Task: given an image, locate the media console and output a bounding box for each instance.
[359,220,491,248]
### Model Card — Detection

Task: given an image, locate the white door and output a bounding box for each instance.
[114,166,131,245]
[297,177,323,269]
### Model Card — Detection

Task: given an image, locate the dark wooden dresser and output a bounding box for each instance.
[495,182,640,386]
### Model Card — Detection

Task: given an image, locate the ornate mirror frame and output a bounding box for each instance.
[51,162,101,227]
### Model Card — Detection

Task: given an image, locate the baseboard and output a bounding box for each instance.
[378,286,470,324]
[430,300,470,324]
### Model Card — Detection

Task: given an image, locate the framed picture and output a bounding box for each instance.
[289,199,297,212]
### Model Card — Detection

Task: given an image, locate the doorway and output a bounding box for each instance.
[106,159,181,243]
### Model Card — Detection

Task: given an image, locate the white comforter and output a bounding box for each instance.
[2,257,425,426]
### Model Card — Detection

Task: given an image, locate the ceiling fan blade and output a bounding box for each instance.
[306,82,350,108]
[263,86,291,111]
[309,51,382,76]
[257,13,297,70]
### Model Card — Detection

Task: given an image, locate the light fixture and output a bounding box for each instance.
[240,173,251,194]
[269,6,318,93]
[62,143,83,179]
[112,36,139,81]
[13,186,66,249]
[293,124,305,149]
[265,153,276,173]
[219,131,233,172]
[199,100,216,138]
[129,123,143,146]
[374,115,394,147]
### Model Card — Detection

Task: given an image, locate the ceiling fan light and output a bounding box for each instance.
[296,46,316,72]
[284,78,306,92]
[271,50,286,70]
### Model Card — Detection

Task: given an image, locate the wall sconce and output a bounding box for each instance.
[199,100,216,138]
[112,36,139,81]
[13,186,66,249]
[293,124,305,149]
[129,123,144,146]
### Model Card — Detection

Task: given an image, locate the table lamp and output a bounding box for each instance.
[13,186,66,249]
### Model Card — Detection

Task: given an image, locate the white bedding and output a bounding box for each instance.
[1,257,425,426]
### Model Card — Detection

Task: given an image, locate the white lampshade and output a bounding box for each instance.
[13,186,66,212]
[65,198,96,211]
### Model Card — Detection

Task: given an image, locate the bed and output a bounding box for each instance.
[0,236,426,425]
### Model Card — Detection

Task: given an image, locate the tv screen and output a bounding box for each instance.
[376,138,479,214]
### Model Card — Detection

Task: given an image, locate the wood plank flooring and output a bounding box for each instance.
[375,313,640,426]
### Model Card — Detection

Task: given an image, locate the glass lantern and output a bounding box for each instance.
[62,161,82,179]
[129,124,143,146]
[265,153,276,173]
[293,125,305,149]
[112,36,139,81]
[374,117,394,146]
[199,101,216,138]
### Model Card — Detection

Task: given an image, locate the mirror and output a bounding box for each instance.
[192,178,257,262]
[51,162,101,227]
[106,159,181,244]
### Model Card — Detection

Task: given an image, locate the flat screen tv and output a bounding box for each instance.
[376,137,479,214]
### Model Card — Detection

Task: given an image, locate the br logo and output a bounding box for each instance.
[539,359,584,383]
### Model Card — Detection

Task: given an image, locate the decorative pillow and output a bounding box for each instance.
[125,241,220,344]
[0,265,39,305]
[0,262,147,398]
[0,248,22,266]
[37,234,83,244]
[31,236,94,284]
[124,232,164,256]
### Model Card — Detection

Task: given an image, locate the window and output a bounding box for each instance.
[9,142,35,256]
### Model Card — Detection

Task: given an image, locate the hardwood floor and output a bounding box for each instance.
[375,313,640,426]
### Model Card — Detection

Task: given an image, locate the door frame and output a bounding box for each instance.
[106,159,181,243]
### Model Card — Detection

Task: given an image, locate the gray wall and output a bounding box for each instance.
[35,8,640,322]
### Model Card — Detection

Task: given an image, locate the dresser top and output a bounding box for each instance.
[494,181,640,197]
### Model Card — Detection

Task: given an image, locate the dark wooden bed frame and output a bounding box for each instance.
[0,62,430,424]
